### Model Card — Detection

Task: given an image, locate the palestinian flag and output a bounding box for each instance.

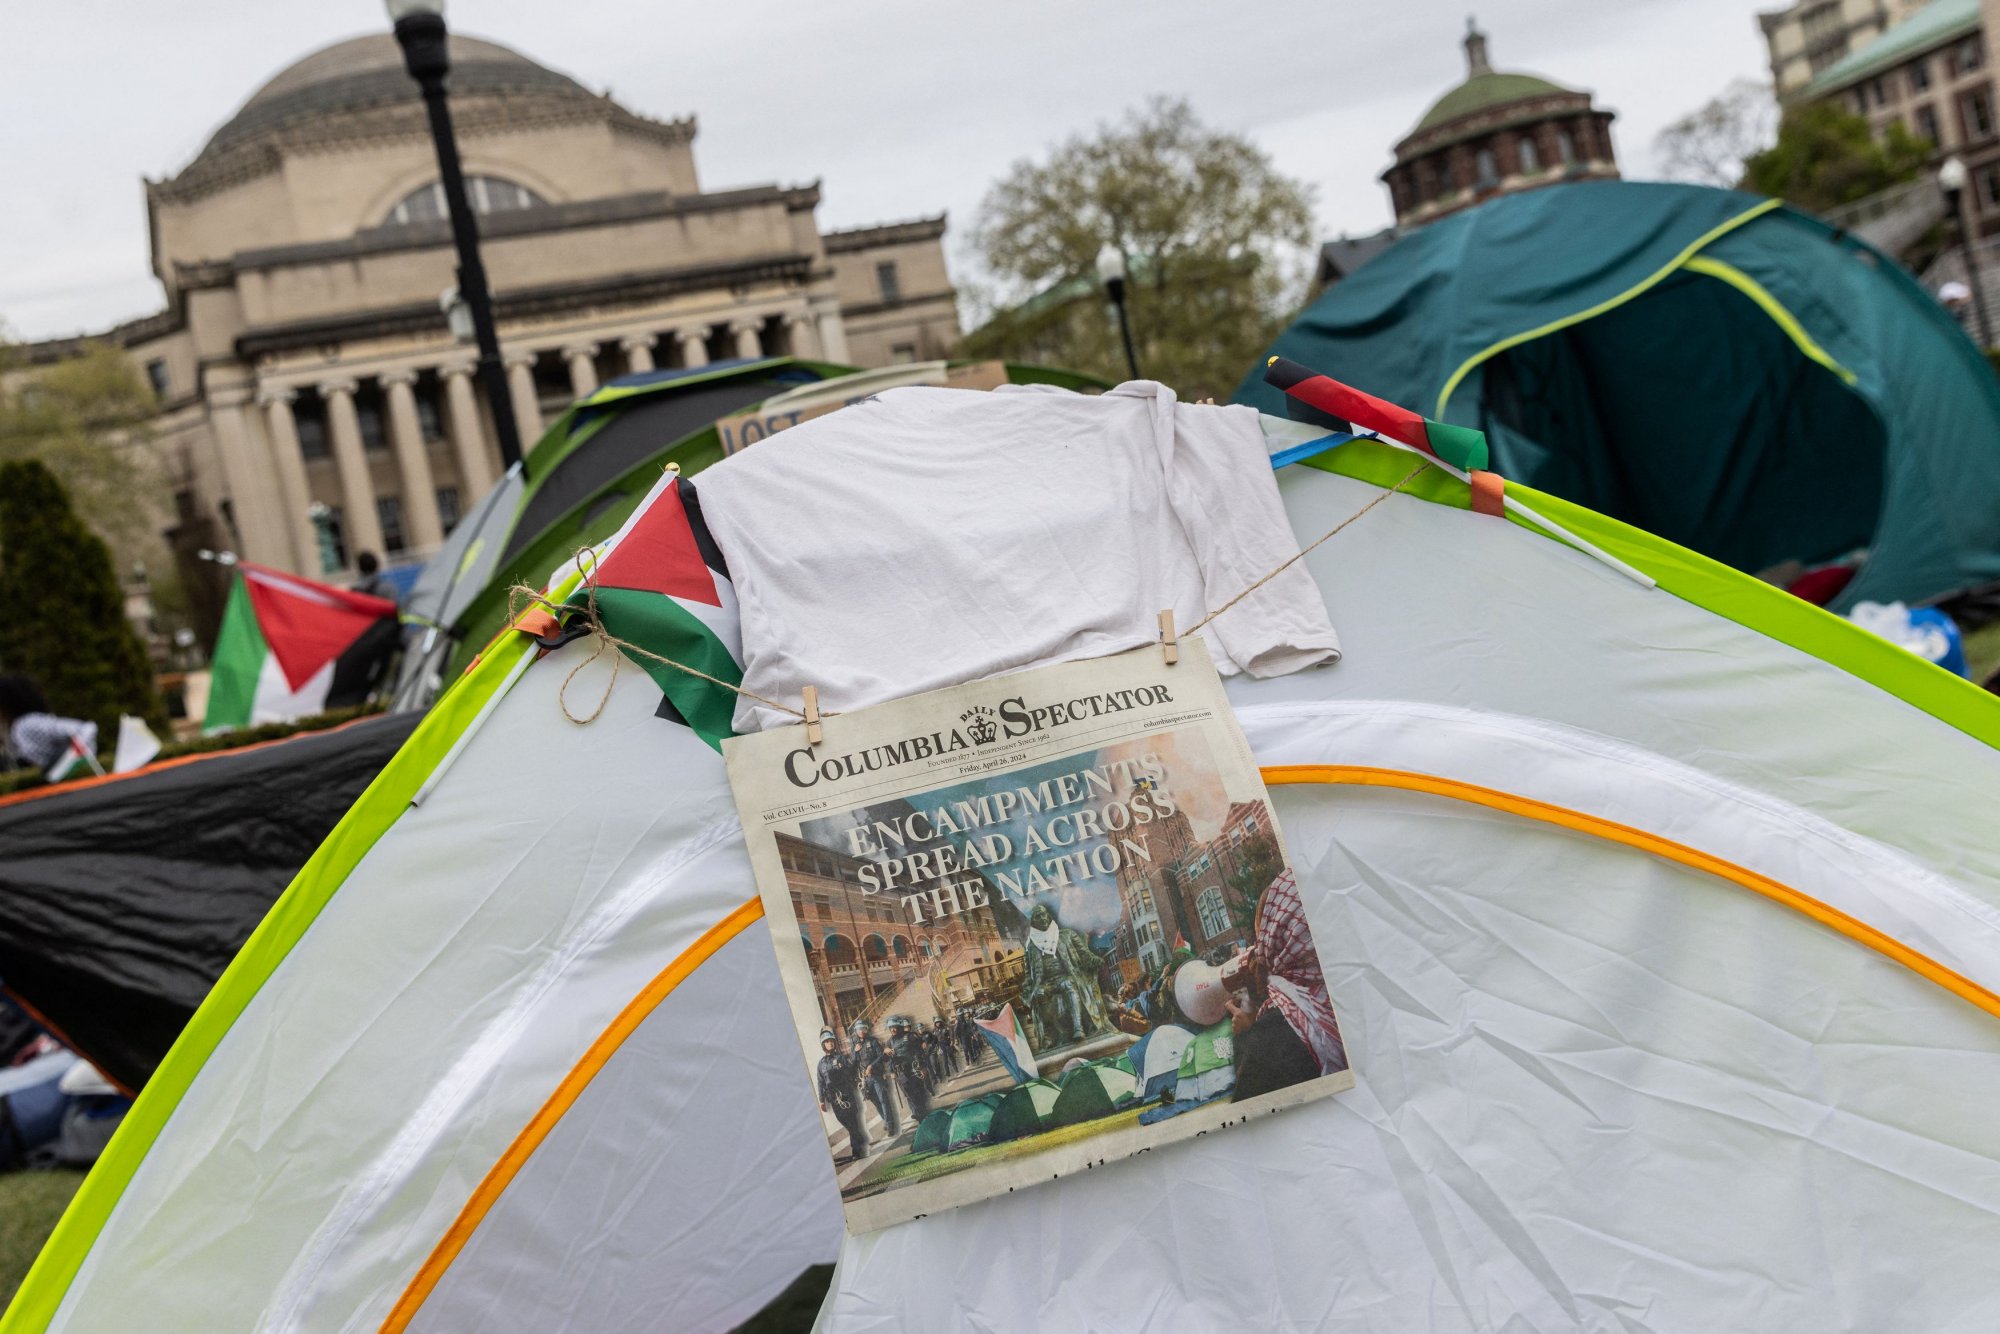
[204,565,400,732]
[562,476,742,750]
[974,1004,1038,1085]
[1264,355,1489,472]
[46,726,102,781]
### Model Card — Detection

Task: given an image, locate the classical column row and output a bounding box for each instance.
[258,361,500,571]
[244,304,837,573]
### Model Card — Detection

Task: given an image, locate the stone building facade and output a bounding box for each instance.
[1381,21,1619,229]
[1795,0,2000,237]
[24,33,957,577]
[1760,0,1932,97]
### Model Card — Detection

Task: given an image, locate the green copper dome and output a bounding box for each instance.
[1415,70,1572,133]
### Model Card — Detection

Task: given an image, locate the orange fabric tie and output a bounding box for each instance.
[512,606,561,641]
[1468,469,1505,517]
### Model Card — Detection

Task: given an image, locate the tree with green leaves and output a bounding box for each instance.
[0,458,165,743]
[1226,829,1286,932]
[0,341,162,552]
[962,98,1316,399]
[1739,101,1932,214]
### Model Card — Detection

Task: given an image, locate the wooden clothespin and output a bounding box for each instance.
[1157,610,1179,666]
[802,685,823,747]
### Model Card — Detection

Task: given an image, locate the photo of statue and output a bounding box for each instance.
[1021,902,1110,1046]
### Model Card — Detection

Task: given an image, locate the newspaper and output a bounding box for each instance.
[723,638,1354,1231]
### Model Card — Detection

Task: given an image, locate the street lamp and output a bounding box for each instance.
[1939,154,1993,349]
[1096,243,1141,381]
[387,0,527,474]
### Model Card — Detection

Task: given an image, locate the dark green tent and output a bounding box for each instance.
[911,1107,953,1156]
[1047,1063,1138,1129]
[945,1093,1004,1151]
[989,1079,1062,1142]
[1237,181,2000,609]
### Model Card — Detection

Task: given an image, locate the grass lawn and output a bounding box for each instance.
[865,1105,1149,1189]
[0,1170,83,1313]
[1964,619,2000,686]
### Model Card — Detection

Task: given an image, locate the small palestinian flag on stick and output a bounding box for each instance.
[561,475,743,751]
[1264,355,1489,473]
[46,728,104,782]
[204,565,400,731]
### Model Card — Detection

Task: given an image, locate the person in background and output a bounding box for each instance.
[0,675,96,774]
[350,551,393,602]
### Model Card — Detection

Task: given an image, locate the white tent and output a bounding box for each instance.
[10,418,2000,1332]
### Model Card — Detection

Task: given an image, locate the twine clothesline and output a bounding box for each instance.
[512,456,1434,728]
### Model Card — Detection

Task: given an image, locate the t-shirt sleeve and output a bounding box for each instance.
[1161,401,1340,676]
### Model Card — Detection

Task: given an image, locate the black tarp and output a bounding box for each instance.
[0,712,420,1091]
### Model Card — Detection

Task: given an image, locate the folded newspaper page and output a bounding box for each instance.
[724,638,1354,1231]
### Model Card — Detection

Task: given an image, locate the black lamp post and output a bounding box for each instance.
[1096,243,1141,381]
[387,0,527,473]
[1940,154,1994,350]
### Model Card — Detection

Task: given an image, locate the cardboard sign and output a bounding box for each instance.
[716,361,1011,454]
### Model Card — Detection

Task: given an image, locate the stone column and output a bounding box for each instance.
[677,328,709,369]
[320,377,385,561]
[381,370,445,550]
[258,386,321,573]
[620,333,657,373]
[784,312,820,360]
[814,309,851,364]
[505,351,544,443]
[441,361,497,495]
[731,319,764,361]
[209,391,289,567]
[564,343,599,398]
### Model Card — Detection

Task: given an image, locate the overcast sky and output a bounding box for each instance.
[0,0,1770,339]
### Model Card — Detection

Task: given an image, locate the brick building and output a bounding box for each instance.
[1793,0,2000,237]
[1381,19,1619,229]
[1114,793,1280,969]
[779,823,1015,1033]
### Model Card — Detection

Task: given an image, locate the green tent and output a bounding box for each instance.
[989,1079,1063,1142]
[945,1093,1004,1151]
[911,1107,953,1156]
[1237,181,2000,609]
[1048,1063,1138,1129]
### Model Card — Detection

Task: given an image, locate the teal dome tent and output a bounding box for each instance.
[1237,181,2000,608]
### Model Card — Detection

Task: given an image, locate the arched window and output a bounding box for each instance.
[864,934,888,960]
[894,936,911,958]
[1475,147,1499,189]
[1558,127,1578,165]
[1197,888,1230,939]
[1519,136,1540,173]
[385,175,548,226]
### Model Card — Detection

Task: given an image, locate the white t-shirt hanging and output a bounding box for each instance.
[694,380,1340,732]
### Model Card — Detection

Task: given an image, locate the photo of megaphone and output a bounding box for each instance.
[1173,959,1233,1027]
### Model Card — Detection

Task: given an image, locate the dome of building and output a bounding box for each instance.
[200,33,596,160]
[1413,70,1572,135]
[1380,18,1618,230]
